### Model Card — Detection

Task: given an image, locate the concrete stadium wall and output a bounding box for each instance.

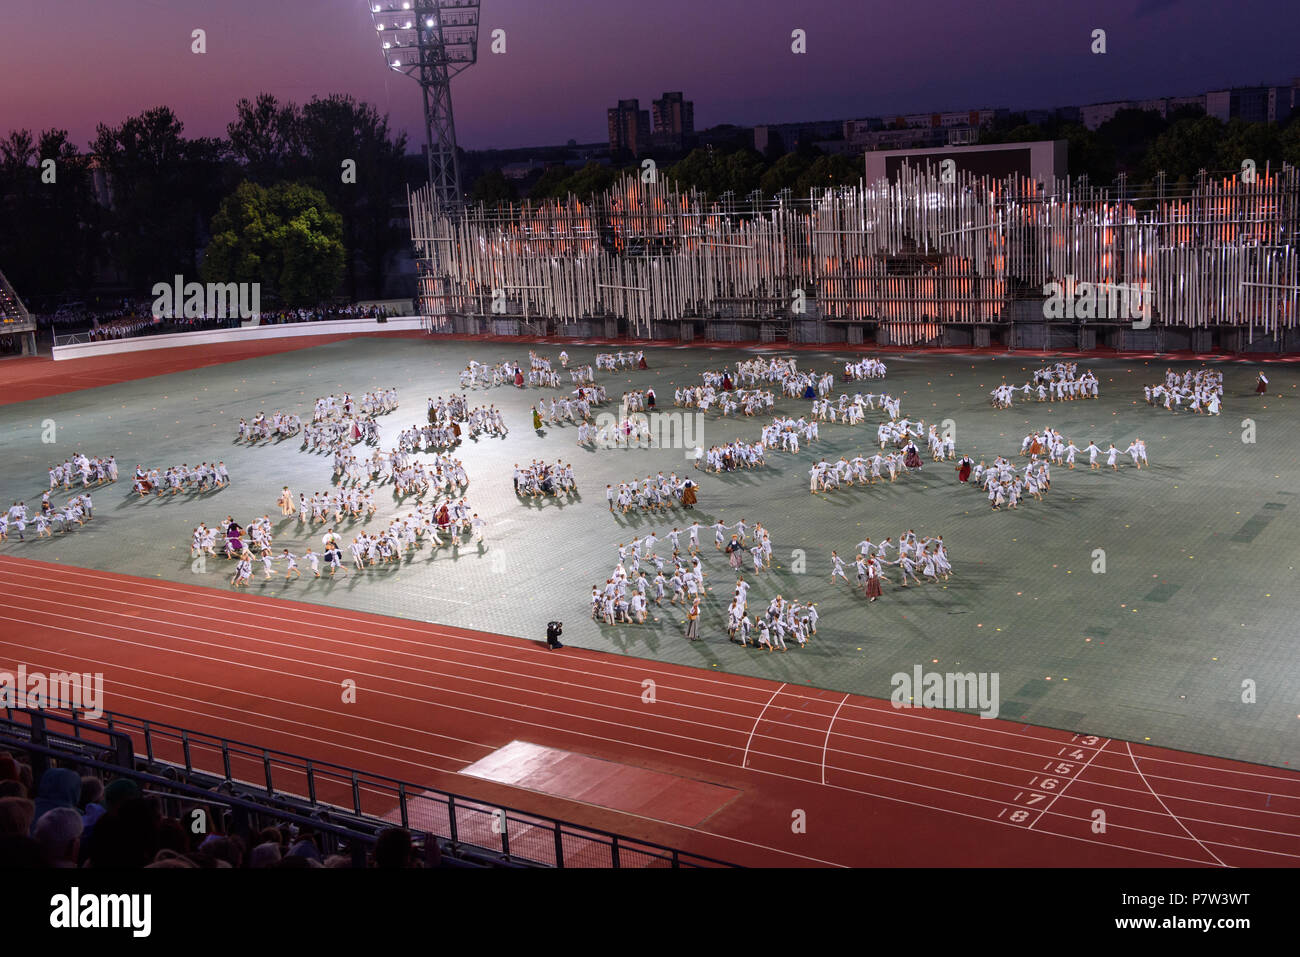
[51,317,426,361]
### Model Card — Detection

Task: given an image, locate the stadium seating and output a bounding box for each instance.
[0,706,730,869]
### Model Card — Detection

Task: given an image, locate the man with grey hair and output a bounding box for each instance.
[33,807,83,867]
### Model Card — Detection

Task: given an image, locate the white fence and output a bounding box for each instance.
[51,316,425,361]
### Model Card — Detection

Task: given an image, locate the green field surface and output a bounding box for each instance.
[3,337,1297,769]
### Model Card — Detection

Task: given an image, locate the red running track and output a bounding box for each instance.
[1,555,1298,867]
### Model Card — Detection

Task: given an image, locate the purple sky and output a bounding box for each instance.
[1,0,1297,153]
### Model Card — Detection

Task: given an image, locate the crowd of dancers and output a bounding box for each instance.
[725,592,818,651]
[700,440,767,472]
[534,388,610,431]
[595,350,647,371]
[236,412,301,443]
[1145,368,1223,414]
[315,390,397,420]
[285,389,397,451]
[990,362,1101,407]
[216,499,488,586]
[830,532,953,600]
[47,454,118,489]
[460,359,525,390]
[513,460,578,498]
[132,462,228,497]
[300,416,376,450]
[589,520,820,652]
[874,415,930,450]
[457,352,598,389]
[842,357,888,380]
[970,455,1054,510]
[1013,427,1150,471]
[809,446,922,491]
[606,474,699,513]
[2,495,95,540]
[2,454,113,543]
[758,415,820,453]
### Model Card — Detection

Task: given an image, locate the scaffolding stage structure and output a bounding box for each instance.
[408,163,1300,352]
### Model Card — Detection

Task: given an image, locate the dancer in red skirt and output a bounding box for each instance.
[865,557,883,602]
[956,455,973,483]
[1255,372,1268,394]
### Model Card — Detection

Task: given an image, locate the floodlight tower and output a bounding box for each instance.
[368,1,481,211]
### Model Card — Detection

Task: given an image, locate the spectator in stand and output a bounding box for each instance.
[255,825,285,849]
[0,833,49,868]
[287,830,322,863]
[45,300,393,343]
[79,776,103,819]
[249,842,283,868]
[84,796,163,868]
[155,816,190,857]
[197,834,246,868]
[146,850,198,869]
[0,753,23,793]
[30,768,80,834]
[32,807,83,868]
[0,796,36,836]
[0,752,33,798]
[373,826,420,868]
[81,777,137,853]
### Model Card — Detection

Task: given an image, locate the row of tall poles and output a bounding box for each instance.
[408,164,1300,341]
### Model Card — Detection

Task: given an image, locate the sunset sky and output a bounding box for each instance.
[2,0,1297,153]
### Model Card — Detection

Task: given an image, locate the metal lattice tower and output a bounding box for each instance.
[368,1,480,211]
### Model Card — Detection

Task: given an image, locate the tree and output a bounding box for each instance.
[794,154,861,196]
[1281,118,1300,168]
[469,168,518,206]
[665,147,727,196]
[1055,123,1115,186]
[0,129,36,171]
[1096,108,1167,175]
[1213,119,1283,179]
[666,147,767,200]
[91,106,229,287]
[0,129,103,297]
[760,151,817,196]
[527,162,628,202]
[227,93,302,184]
[528,165,571,200]
[202,181,345,306]
[721,149,767,198]
[562,161,624,199]
[0,130,42,292]
[294,94,408,300]
[1142,115,1224,182]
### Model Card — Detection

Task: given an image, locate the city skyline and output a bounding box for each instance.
[1,0,1298,154]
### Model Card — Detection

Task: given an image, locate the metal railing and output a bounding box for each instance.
[2,706,737,868]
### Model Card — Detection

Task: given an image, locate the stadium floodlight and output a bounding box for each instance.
[364,0,481,212]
